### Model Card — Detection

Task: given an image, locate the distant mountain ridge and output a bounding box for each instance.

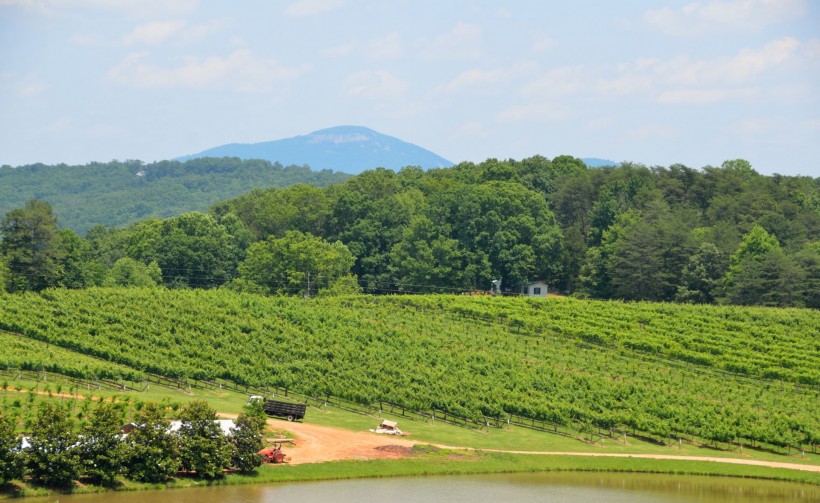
[177,126,454,174]
[582,158,619,168]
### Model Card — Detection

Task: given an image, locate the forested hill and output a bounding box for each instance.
[1,156,818,308]
[0,158,349,234]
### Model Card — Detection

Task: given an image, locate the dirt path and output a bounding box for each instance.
[266,420,820,473]
[272,420,417,464]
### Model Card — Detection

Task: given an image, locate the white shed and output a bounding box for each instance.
[525,281,548,297]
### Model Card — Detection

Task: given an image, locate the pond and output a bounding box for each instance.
[28,472,817,503]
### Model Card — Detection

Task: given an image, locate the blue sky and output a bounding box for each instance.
[1,0,818,176]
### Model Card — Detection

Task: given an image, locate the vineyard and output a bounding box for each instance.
[0,288,818,451]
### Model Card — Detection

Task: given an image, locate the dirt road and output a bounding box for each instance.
[272,420,417,464]
[271,420,820,473]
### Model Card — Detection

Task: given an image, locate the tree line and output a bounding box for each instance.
[0,158,349,234]
[1,156,817,307]
[0,399,267,488]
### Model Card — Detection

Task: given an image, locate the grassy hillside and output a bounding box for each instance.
[0,289,817,452]
[0,158,349,234]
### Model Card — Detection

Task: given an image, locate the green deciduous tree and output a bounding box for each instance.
[0,199,64,292]
[176,400,231,479]
[238,230,355,297]
[230,401,267,473]
[676,242,727,304]
[80,402,126,486]
[58,228,105,288]
[25,401,81,487]
[152,212,237,288]
[123,402,178,483]
[722,225,785,304]
[390,215,465,293]
[103,258,162,287]
[0,412,23,484]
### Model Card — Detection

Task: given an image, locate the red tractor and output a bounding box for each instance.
[258,442,289,464]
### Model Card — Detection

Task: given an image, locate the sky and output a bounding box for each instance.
[1,0,819,176]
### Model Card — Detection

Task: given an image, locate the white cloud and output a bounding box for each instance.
[2,0,198,18]
[15,77,45,96]
[439,62,536,94]
[418,21,483,61]
[70,32,107,45]
[591,37,805,105]
[624,124,678,141]
[729,117,780,134]
[523,66,589,98]
[724,37,800,81]
[644,0,807,36]
[106,49,309,91]
[1,72,46,96]
[586,116,614,132]
[324,41,356,58]
[179,18,233,44]
[120,18,231,46]
[368,32,403,61]
[123,20,186,45]
[496,102,569,123]
[284,0,344,17]
[455,121,491,139]
[658,87,759,104]
[345,69,408,99]
[45,116,71,133]
[530,33,554,54]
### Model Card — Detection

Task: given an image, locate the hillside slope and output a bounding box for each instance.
[1,289,817,451]
[0,158,349,234]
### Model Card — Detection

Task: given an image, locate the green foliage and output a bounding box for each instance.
[1,289,817,451]
[80,402,126,486]
[104,258,162,287]
[3,156,815,307]
[676,242,727,304]
[0,255,9,293]
[25,401,81,487]
[0,159,349,234]
[238,230,355,296]
[794,242,820,308]
[231,401,267,473]
[0,330,143,382]
[0,412,23,484]
[390,216,465,292]
[317,274,363,297]
[149,212,238,288]
[176,400,232,479]
[722,248,806,306]
[728,225,781,272]
[123,402,178,483]
[0,199,63,292]
[57,228,104,288]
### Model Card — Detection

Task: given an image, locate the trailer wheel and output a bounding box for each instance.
[287,415,294,421]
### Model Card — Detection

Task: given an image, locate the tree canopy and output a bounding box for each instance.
[0,156,817,308]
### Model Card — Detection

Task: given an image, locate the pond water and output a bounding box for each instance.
[28,472,818,503]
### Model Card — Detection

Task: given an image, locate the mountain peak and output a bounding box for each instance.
[177,126,453,174]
